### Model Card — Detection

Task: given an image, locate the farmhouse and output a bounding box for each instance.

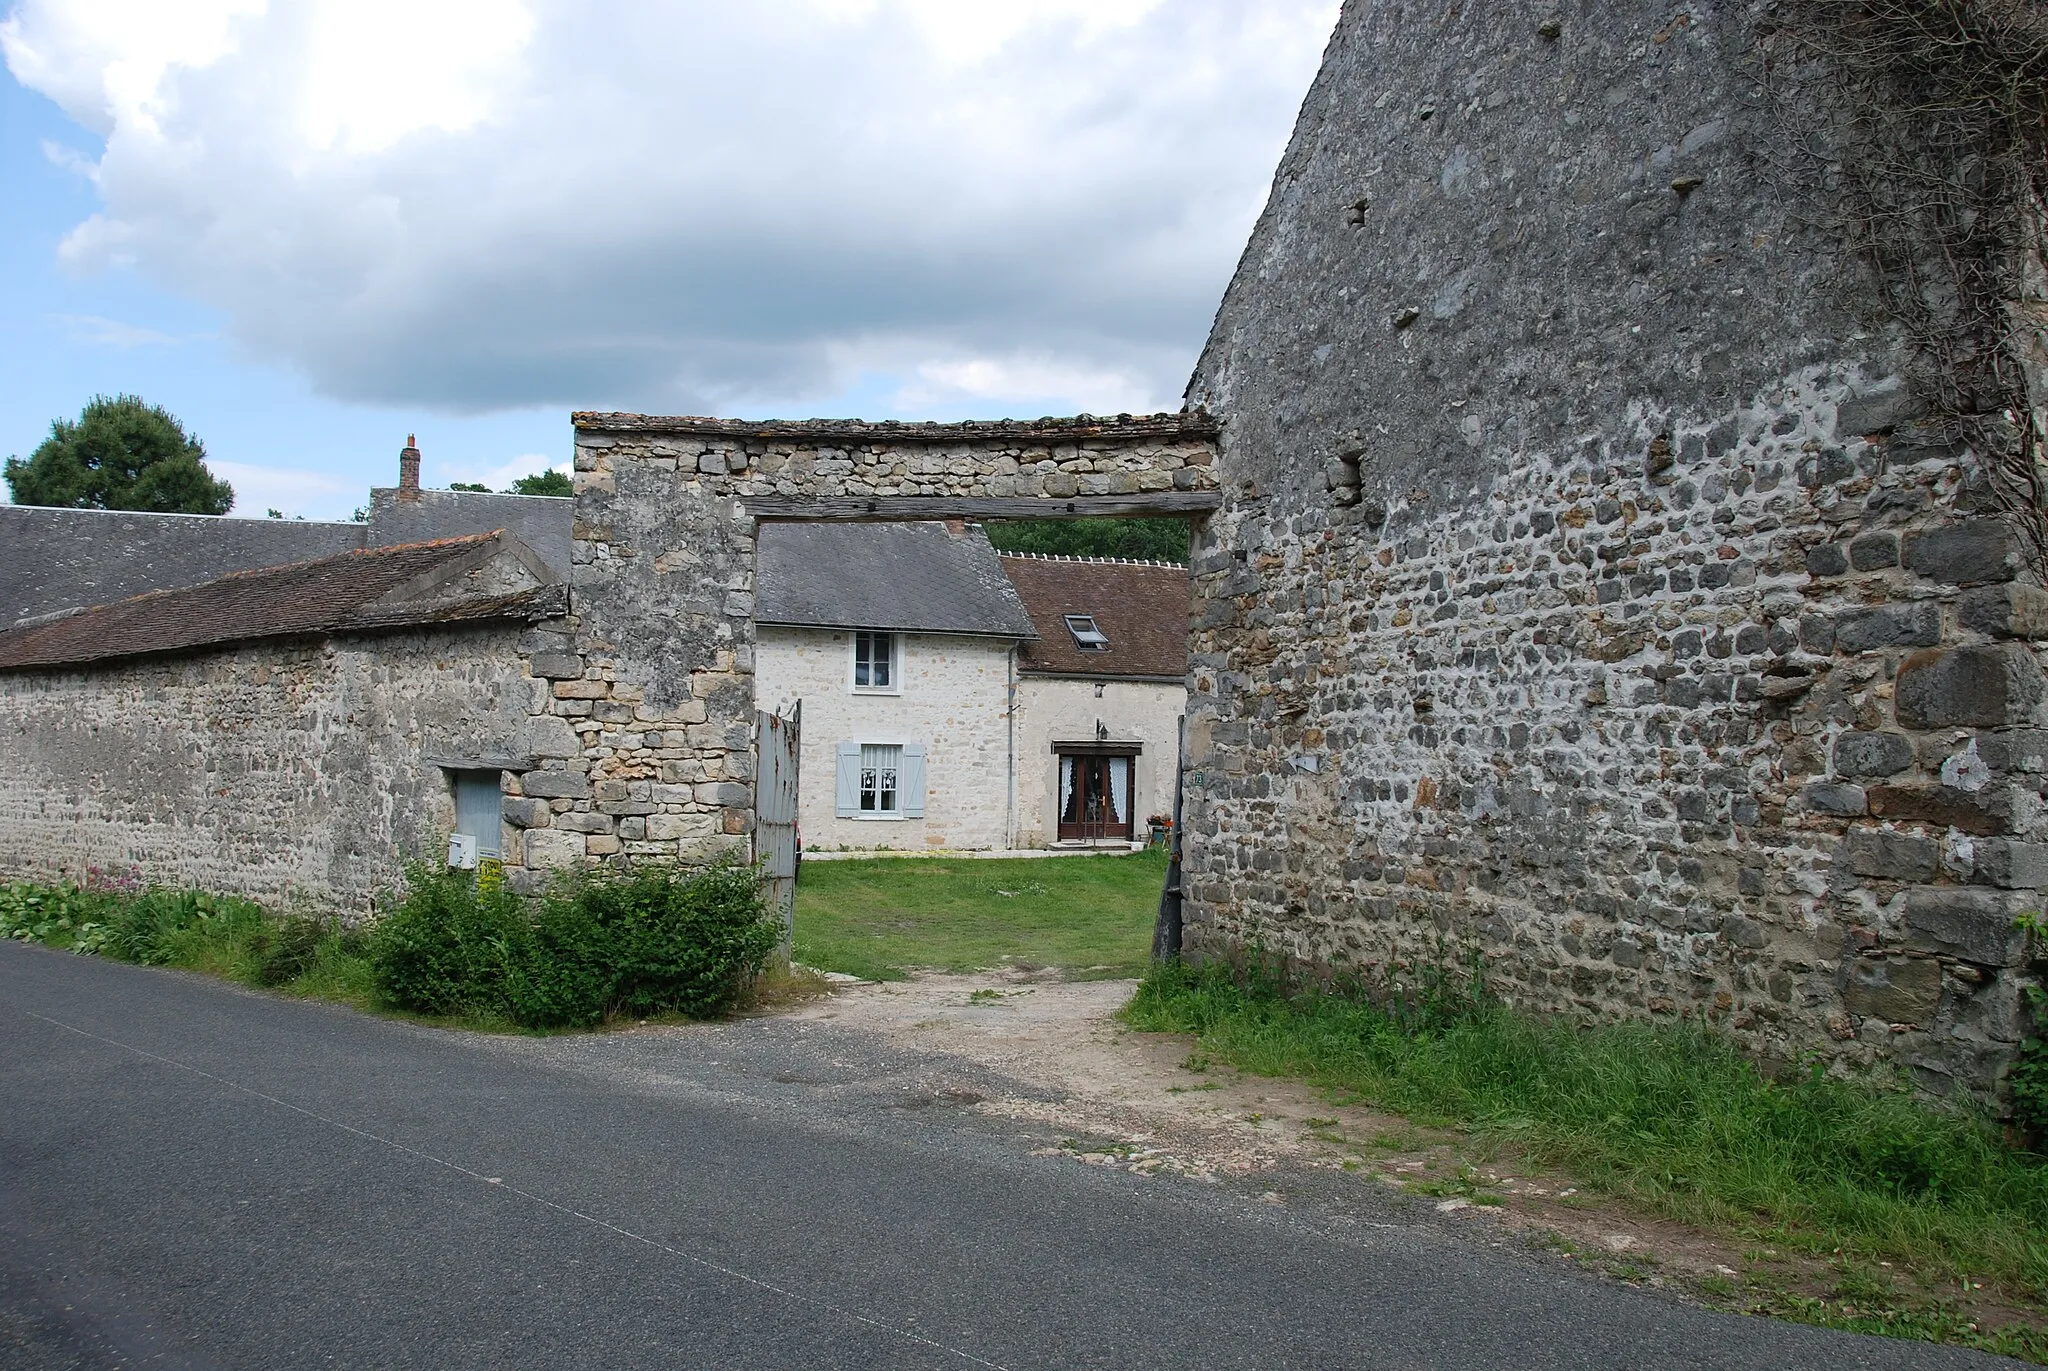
[3,0,2044,1104]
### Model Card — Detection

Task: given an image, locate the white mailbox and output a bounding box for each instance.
[447,832,479,870]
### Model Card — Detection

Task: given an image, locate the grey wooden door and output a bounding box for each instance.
[754,703,801,946]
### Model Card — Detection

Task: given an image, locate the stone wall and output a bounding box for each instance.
[515,416,1217,884]
[1180,0,2041,1101]
[0,625,546,912]
[757,625,1018,851]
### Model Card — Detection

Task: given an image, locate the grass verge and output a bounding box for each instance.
[791,850,1164,980]
[0,871,786,1031]
[1124,958,2048,1358]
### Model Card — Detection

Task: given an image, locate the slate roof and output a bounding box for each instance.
[1000,555,1190,681]
[0,505,366,626]
[0,532,559,672]
[755,522,1038,638]
[365,487,574,578]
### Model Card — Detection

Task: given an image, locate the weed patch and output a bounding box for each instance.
[1124,960,2048,1306]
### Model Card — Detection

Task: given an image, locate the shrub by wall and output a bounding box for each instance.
[372,860,777,1028]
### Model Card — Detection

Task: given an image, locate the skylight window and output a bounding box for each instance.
[1064,614,1109,651]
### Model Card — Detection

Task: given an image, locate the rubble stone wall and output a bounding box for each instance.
[1181,0,2042,1102]
[0,626,543,912]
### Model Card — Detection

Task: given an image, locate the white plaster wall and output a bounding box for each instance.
[1012,676,1186,849]
[756,626,1016,851]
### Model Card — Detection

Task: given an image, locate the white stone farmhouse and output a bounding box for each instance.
[754,519,1187,854]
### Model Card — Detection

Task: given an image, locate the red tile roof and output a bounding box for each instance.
[0,532,559,671]
[999,554,1189,680]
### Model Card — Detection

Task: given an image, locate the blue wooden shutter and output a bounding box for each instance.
[900,743,927,818]
[453,771,504,857]
[835,741,861,817]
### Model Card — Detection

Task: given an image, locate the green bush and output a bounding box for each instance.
[373,860,778,1028]
[2,863,776,1033]
[369,866,529,1017]
[103,889,265,965]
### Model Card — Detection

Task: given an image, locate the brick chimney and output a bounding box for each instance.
[398,434,421,498]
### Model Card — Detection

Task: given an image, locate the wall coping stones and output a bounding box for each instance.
[570,410,1220,443]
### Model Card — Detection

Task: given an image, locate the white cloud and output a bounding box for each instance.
[208,458,354,519]
[431,449,567,491]
[4,0,1337,418]
[891,353,1167,417]
[55,313,194,347]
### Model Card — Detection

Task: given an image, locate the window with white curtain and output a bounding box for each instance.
[859,743,902,813]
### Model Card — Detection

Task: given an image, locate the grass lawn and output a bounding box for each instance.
[791,849,1165,981]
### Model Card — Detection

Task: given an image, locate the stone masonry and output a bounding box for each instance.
[499,416,1216,889]
[0,626,544,911]
[1178,0,2048,1102]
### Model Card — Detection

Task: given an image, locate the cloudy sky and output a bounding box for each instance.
[0,0,1335,518]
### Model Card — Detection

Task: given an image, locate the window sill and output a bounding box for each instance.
[848,813,908,821]
[850,687,903,697]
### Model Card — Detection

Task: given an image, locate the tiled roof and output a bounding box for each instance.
[1000,554,1190,680]
[755,521,1038,638]
[0,532,558,671]
[572,410,1218,443]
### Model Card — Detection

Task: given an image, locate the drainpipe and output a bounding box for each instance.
[1005,644,1017,852]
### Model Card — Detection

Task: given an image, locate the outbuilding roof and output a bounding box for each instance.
[1000,554,1190,681]
[754,521,1038,638]
[0,531,561,672]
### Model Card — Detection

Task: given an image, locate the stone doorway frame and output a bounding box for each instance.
[499,412,1220,888]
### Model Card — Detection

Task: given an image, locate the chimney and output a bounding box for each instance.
[398,434,421,497]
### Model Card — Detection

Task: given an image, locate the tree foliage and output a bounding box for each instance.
[5,394,233,514]
[508,469,573,497]
[984,517,1188,563]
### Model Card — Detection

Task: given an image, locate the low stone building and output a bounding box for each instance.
[1,436,573,626]
[0,532,568,910]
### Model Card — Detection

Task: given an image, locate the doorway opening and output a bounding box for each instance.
[1055,746,1138,843]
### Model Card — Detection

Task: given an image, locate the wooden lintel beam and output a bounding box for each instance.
[741,493,1223,522]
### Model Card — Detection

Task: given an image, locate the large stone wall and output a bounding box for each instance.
[509,416,1217,884]
[1180,0,2041,1101]
[0,625,547,912]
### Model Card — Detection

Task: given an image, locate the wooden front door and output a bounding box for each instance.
[1058,753,1132,840]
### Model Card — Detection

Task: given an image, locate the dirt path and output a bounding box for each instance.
[783,969,2038,1339]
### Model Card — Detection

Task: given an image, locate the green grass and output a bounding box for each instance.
[791,850,1164,981]
[1123,960,2048,1303]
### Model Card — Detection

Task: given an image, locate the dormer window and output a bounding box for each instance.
[1064,614,1109,651]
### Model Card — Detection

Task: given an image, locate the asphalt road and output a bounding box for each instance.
[0,942,2017,1370]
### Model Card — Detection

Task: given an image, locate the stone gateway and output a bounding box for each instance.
[2,0,2044,1106]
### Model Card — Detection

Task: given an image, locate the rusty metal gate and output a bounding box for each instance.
[755,702,801,946]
